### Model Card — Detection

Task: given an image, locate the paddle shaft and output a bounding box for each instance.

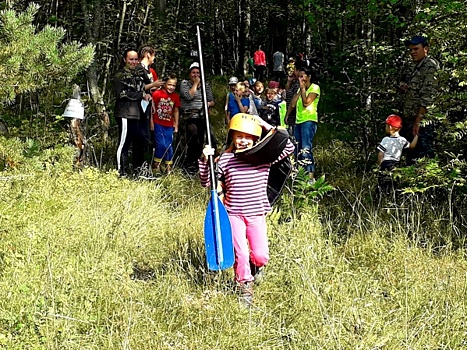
[195,22,224,265]
[195,23,215,188]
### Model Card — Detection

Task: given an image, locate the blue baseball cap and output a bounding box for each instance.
[405,36,429,46]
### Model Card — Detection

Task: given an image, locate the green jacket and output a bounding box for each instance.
[403,56,440,120]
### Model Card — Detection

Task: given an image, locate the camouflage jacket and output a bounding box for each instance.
[403,56,440,121]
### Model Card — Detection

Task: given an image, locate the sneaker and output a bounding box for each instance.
[307,178,316,186]
[135,162,158,180]
[238,281,254,308]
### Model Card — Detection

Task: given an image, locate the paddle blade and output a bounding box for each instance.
[204,193,234,270]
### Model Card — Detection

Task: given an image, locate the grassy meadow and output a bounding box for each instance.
[1,135,467,349]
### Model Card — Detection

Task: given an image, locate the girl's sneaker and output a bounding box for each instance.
[238,281,254,308]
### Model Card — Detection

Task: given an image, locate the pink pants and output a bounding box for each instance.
[229,214,269,283]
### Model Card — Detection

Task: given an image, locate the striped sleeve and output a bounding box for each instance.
[198,159,211,188]
[272,138,295,164]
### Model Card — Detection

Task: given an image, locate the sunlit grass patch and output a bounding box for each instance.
[1,144,467,348]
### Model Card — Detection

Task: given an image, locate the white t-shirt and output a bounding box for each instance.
[377,134,409,162]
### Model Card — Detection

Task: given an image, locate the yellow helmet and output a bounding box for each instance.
[229,113,262,138]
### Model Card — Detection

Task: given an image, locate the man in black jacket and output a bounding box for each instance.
[113,48,151,177]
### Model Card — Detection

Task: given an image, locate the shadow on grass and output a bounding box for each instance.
[131,235,234,290]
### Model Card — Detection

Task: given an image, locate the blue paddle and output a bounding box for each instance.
[195,23,234,270]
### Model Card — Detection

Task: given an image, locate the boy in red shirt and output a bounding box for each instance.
[151,74,180,173]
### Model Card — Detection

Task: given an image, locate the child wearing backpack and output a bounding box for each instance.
[199,113,294,307]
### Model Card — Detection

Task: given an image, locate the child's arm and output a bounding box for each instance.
[409,134,419,149]
[300,81,318,107]
[256,116,273,132]
[377,151,384,165]
[285,92,299,121]
[235,93,248,113]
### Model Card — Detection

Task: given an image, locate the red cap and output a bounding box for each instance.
[268,81,279,89]
[386,114,402,128]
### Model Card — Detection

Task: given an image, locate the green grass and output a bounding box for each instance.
[0,65,465,347]
[1,140,467,349]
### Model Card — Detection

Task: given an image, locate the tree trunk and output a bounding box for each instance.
[81,0,110,140]
[240,0,251,77]
[117,0,128,52]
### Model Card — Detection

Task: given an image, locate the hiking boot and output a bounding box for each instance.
[238,281,254,308]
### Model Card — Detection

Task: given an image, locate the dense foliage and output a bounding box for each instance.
[1,0,465,164]
[0,4,94,104]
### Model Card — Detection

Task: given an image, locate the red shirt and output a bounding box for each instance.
[152,89,180,127]
[253,50,266,66]
[150,67,158,81]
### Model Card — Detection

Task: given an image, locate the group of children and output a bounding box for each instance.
[225,77,287,129]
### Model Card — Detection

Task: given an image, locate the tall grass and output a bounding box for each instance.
[1,137,467,349]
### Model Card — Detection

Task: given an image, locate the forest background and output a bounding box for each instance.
[0,0,467,348]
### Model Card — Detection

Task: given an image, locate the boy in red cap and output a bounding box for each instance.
[377,114,418,193]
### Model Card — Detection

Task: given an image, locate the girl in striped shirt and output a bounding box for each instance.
[199,113,294,305]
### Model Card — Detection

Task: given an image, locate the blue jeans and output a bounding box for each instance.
[294,121,317,173]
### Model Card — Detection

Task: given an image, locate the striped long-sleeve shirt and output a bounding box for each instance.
[199,139,295,216]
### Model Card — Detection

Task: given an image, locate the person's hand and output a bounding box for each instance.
[202,145,215,160]
[193,76,201,86]
[255,115,272,131]
[154,79,165,89]
[298,78,306,90]
[174,125,178,133]
[144,93,152,101]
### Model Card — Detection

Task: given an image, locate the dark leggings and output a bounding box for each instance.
[182,117,217,169]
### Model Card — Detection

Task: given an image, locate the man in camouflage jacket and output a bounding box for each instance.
[399,36,440,163]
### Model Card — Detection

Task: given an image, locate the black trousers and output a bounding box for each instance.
[181,116,217,170]
[400,121,435,165]
[254,65,266,82]
[116,117,146,175]
[378,160,399,195]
